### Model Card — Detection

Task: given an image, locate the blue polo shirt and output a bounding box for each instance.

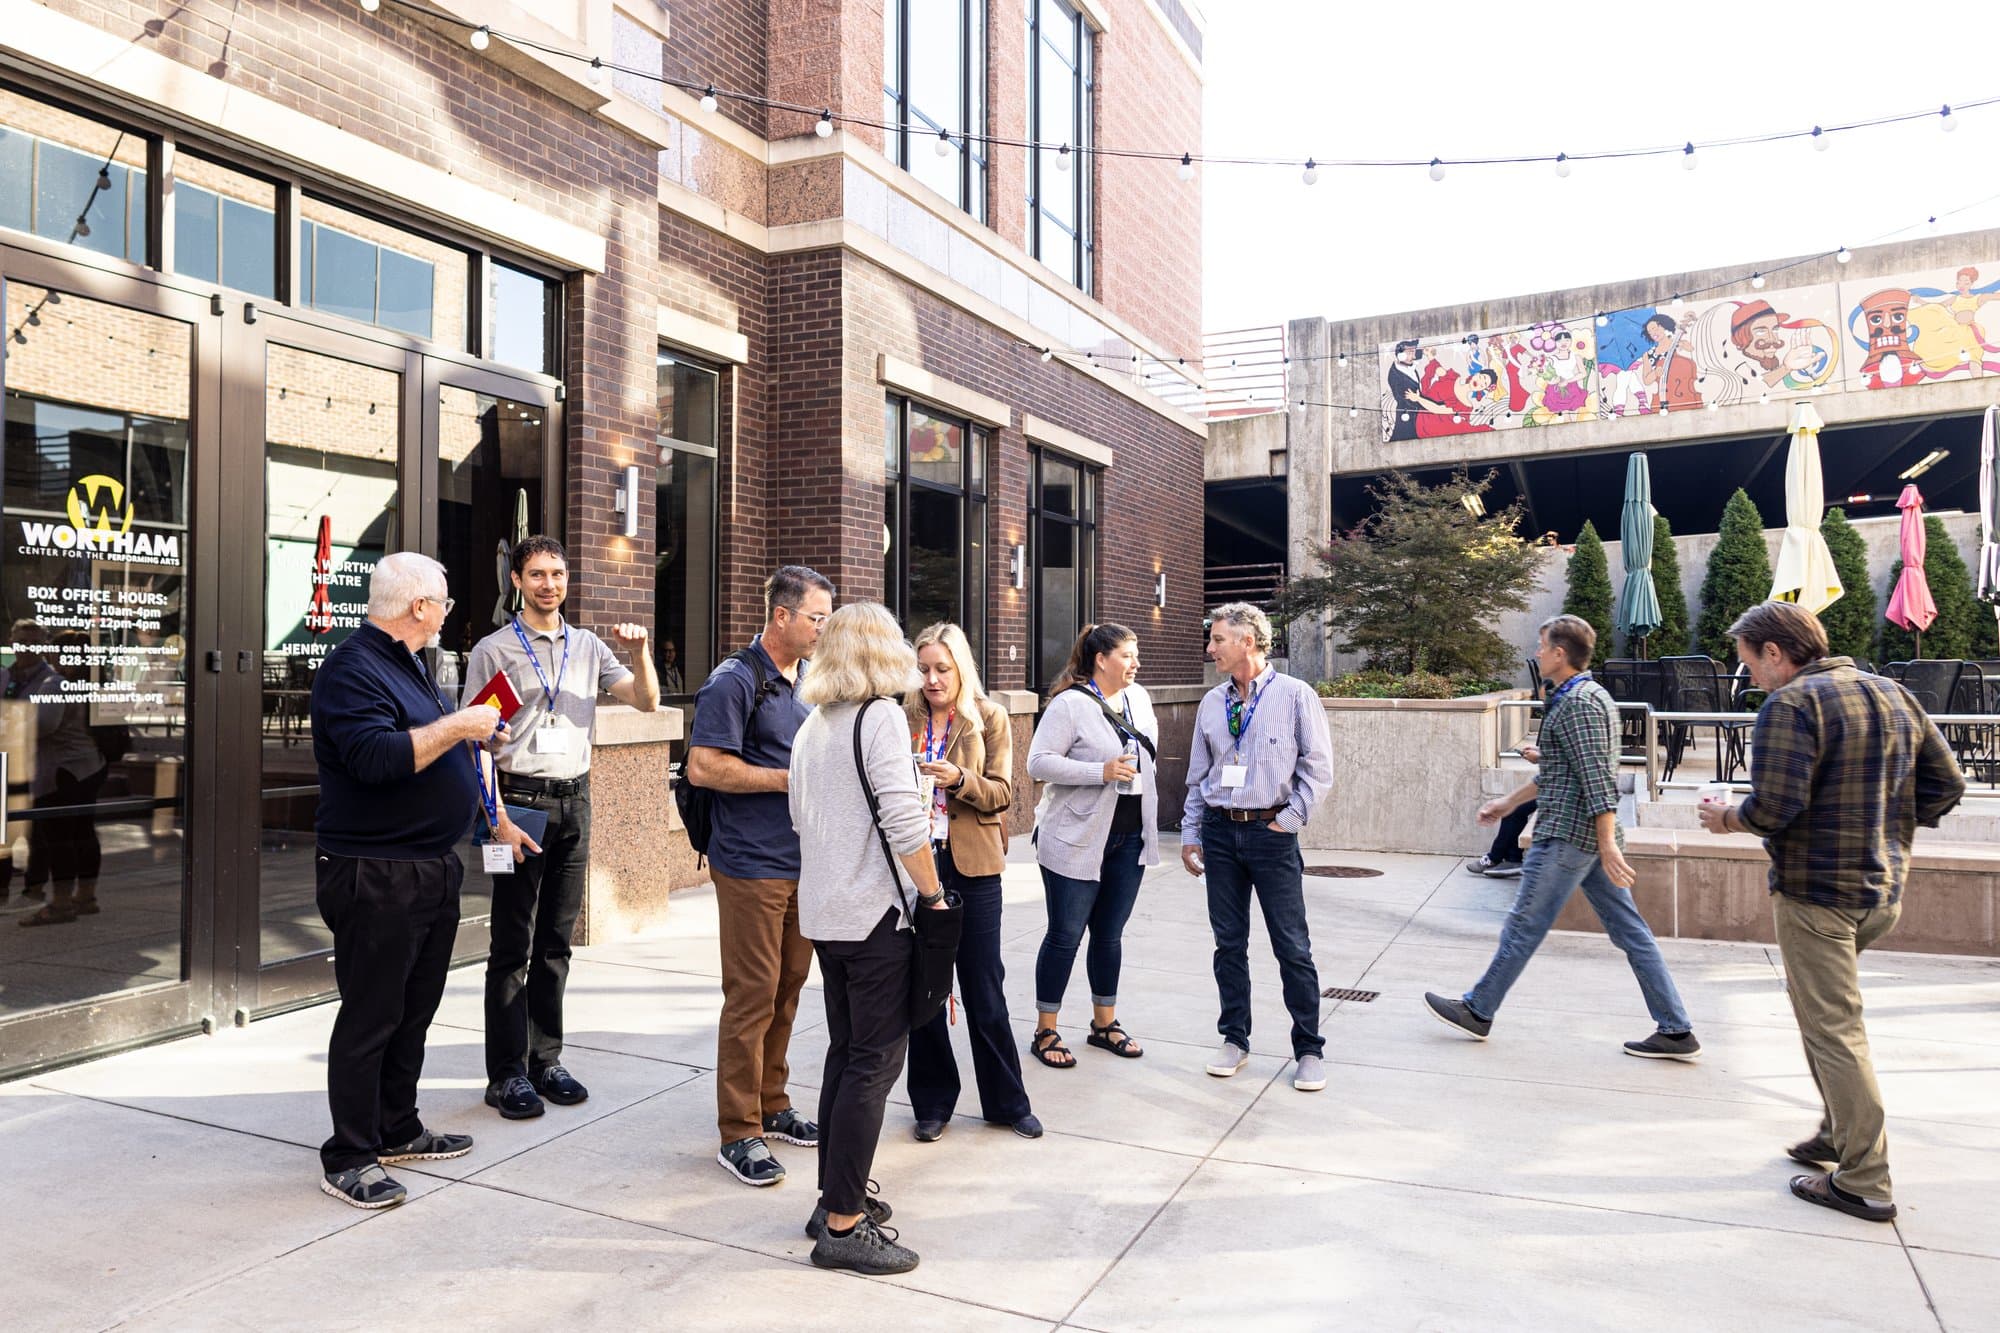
[689,635,810,879]
[311,622,480,859]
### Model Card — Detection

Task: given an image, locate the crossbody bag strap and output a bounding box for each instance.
[1064,683,1158,761]
[851,696,916,918]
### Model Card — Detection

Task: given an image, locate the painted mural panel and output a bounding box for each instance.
[1378,322,1601,443]
[1597,286,1840,416]
[1842,263,2000,391]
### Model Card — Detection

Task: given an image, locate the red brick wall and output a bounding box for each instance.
[661,0,770,138]
[770,248,865,587]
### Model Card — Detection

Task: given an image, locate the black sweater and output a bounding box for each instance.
[311,622,479,858]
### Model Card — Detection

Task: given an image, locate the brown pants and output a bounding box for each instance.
[1772,892,1903,1203]
[713,872,814,1145]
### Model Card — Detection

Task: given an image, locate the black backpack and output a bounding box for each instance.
[675,648,780,863]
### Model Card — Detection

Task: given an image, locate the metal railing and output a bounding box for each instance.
[1201,325,1284,418]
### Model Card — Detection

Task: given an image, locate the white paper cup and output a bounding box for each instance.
[1697,783,1730,807]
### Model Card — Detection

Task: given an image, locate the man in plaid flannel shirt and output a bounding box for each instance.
[1425,615,1700,1059]
[1699,601,1963,1224]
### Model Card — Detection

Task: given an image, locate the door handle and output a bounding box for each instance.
[205,650,222,673]
[238,651,254,673]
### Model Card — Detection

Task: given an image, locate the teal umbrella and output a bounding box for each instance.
[1615,452,1663,655]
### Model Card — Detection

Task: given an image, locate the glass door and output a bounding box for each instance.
[0,247,220,1075]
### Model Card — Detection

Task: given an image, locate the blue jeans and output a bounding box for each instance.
[1035,832,1146,1012]
[1465,838,1692,1032]
[906,843,1031,1123]
[1203,811,1324,1059]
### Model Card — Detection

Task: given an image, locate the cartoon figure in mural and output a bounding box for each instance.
[1684,298,1840,406]
[1850,269,2000,388]
[1602,312,1701,416]
[1495,324,1596,424]
[1406,355,1501,437]
[1384,339,1426,441]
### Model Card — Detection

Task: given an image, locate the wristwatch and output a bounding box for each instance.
[917,889,944,907]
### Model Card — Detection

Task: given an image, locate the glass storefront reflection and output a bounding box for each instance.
[0,282,190,1017]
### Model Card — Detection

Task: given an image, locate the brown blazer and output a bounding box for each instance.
[911,695,1013,877]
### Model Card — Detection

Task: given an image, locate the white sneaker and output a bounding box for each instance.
[1205,1040,1249,1077]
[1292,1055,1326,1091]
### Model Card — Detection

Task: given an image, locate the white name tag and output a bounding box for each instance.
[482,841,515,874]
[1219,765,1249,789]
[533,725,573,754]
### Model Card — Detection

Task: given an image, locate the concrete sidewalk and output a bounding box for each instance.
[5,848,1996,1331]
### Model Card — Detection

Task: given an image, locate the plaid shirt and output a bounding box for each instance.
[1737,657,1964,909]
[1532,673,1623,853]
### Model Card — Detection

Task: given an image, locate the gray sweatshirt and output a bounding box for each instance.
[1027,683,1161,880]
[790,698,931,942]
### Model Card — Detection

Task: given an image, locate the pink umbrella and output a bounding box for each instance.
[1885,483,1939,656]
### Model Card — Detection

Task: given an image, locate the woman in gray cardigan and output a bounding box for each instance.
[1026,623,1160,1069]
[789,602,943,1278]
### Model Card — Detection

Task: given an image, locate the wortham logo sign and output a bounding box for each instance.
[17,474,181,565]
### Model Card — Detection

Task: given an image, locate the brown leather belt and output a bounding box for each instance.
[1217,806,1284,823]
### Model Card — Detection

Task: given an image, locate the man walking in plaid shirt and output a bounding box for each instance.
[1699,601,1963,1223]
[1425,615,1700,1059]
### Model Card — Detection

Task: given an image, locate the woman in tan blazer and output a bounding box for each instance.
[902,623,1040,1142]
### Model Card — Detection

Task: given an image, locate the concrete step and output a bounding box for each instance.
[1634,799,2000,841]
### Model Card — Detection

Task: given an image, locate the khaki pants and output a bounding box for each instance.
[1772,892,1902,1203]
[713,873,814,1145]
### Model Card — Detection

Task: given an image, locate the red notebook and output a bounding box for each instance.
[465,668,525,722]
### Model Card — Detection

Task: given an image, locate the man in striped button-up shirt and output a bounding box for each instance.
[1181,603,1334,1093]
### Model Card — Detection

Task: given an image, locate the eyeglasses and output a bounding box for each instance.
[417,593,456,617]
[782,607,830,627]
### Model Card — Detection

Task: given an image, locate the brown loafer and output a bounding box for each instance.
[1786,1136,1837,1168]
[1789,1172,1897,1223]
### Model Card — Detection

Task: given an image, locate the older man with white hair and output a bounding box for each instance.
[309,552,532,1209]
[1181,602,1334,1092]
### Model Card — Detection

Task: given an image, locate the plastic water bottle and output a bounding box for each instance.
[1116,741,1140,795]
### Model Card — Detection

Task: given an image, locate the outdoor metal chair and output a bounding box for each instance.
[1658,655,1750,783]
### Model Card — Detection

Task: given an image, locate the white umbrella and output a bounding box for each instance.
[1977,405,2000,630]
[1770,401,1844,613]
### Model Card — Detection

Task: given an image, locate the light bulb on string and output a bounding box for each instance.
[815,109,834,138]
[934,128,952,157]
[588,57,604,87]
[1349,407,1358,418]
[1671,293,1685,311]
[359,0,380,10]
[469,24,491,50]
[1040,348,1053,363]
[1680,141,1697,170]
[1301,158,1317,186]
[1337,353,1348,368]
[1928,215,1940,233]
[1811,126,1828,152]
[1595,311,1608,327]
[1428,157,1445,182]
[1177,152,1194,182]
[1836,246,1852,264]
[73,216,90,239]
[1554,152,1570,178]
[1942,104,1959,132]
[699,85,718,114]
[1751,272,1766,289]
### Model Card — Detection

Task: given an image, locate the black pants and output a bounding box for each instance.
[1203,811,1324,1059]
[906,843,1030,1123]
[814,906,912,1216]
[316,849,462,1173]
[1485,800,1537,864]
[27,767,107,892]
[484,780,590,1084]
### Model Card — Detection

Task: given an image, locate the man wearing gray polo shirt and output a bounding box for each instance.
[465,536,659,1119]
[1181,602,1335,1092]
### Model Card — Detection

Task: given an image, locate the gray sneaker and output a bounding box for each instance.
[717,1135,786,1186]
[321,1163,407,1210]
[809,1215,920,1275]
[1205,1040,1249,1077]
[1423,991,1492,1040]
[804,1194,894,1239]
[379,1128,473,1164]
[1465,855,1498,875]
[1624,1030,1701,1062]
[1482,861,1523,879]
[1292,1054,1327,1091]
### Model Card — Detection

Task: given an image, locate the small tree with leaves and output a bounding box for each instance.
[1880,515,1983,660]
[1817,507,1877,661]
[1275,469,1543,679]
[1697,489,1773,661]
[1645,512,1691,658]
[1564,520,1614,657]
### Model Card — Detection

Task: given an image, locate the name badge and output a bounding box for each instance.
[533,725,572,754]
[482,841,515,874]
[1219,765,1249,789]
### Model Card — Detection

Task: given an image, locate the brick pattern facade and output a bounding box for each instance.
[660,0,770,138]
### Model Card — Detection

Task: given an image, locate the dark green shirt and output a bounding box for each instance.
[1532,673,1623,853]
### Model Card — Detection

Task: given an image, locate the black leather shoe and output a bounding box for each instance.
[913,1118,946,1142]
[485,1074,545,1119]
[534,1065,589,1106]
[1011,1114,1044,1139]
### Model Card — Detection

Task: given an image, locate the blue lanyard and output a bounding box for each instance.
[511,616,571,713]
[414,648,493,830]
[1546,670,1591,711]
[1087,680,1136,732]
[922,708,954,763]
[1225,676,1266,745]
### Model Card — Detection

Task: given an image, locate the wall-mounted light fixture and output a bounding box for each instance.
[613,463,641,538]
[1155,572,1167,610]
[1010,544,1027,589]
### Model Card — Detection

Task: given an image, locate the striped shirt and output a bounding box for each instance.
[1531,673,1623,852]
[1736,657,1965,909]
[1181,665,1333,840]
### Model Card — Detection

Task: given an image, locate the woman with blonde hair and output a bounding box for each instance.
[902,623,1039,1143]
[1025,622,1160,1069]
[789,602,943,1276]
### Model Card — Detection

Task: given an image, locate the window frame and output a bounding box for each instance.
[1028,444,1098,691]
[655,348,722,701]
[883,394,989,673]
[882,0,989,221]
[1025,0,1092,292]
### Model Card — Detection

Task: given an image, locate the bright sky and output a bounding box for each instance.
[1201,1,2000,334]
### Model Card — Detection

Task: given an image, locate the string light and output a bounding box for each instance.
[699,85,718,114]
[469,24,490,50]
[815,109,833,138]
[1427,157,1445,182]
[359,0,380,10]
[1811,125,1828,152]
[1680,141,1697,171]
[1837,246,1852,263]
[1301,158,1317,186]
[934,128,952,157]
[1177,152,1194,182]
[1751,272,1766,289]
[1054,142,1070,171]
[588,56,604,87]
[1554,152,1570,178]
[1942,104,1959,132]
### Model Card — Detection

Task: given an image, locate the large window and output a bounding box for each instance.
[883,0,988,220]
[298,196,467,346]
[486,260,560,376]
[0,85,148,266]
[1030,448,1096,688]
[171,153,277,298]
[885,397,988,670]
[657,352,719,698]
[1026,0,1091,290]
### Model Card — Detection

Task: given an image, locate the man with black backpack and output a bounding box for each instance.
[685,565,835,1187]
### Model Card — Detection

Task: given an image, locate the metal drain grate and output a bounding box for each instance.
[1303,864,1384,878]
[1321,987,1379,1002]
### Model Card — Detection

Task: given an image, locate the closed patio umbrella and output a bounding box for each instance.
[1977,404,2000,636]
[1886,483,1939,657]
[1770,401,1844,613]
[1615,452,1662,656]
